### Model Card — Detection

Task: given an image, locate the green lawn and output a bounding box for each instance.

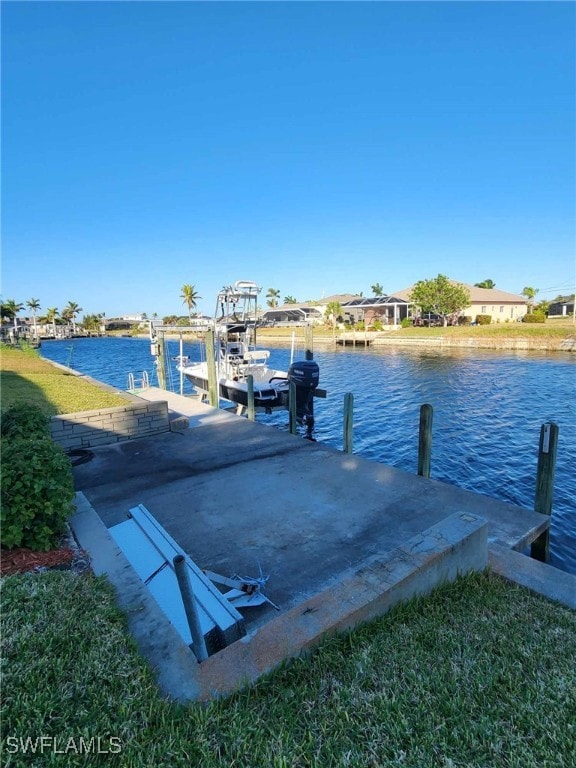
[0,346,130,414]
[2,570,574,767]
[257,319,575,344]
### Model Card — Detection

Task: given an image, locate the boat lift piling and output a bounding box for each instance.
[343,393,354,454]
[418,404,434,478]
[289,381,298,435]
[246,375,255,421]
[205,328,219,407]
[530,422,559,563]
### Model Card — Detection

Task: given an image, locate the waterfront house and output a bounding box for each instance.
[548,295,575,318]
[392,282,528,323]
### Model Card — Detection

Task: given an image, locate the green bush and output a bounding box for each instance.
[475,314,492,325]
[522,312,546,324]
[1,436,75,550]
[371,319,383,331]
[458,316,472,326]
[401,317,413,328]
[1,403,49,440]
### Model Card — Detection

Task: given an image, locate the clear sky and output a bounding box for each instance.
[2,1,574,319]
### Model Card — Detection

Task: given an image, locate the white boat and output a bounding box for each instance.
[178,281,320,436]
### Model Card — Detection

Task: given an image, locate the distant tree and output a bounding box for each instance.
[163,315,179,325]
[65,301,82,334]
[180,284,201,321]
[60,307,72,322]
[474,279,496,289]
[26,298,41,337]
[1,299,24,327]
[325,301,343,331]
[283,295,297,304]
[371,283,384,297]
[266,288,281,308]
[44,307,59,338]
[522,286,539,312]
[82,314,103,334]
[409,275,471,327]
[534,299,550,317]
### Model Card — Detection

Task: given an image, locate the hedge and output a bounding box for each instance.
[0,404,75,550]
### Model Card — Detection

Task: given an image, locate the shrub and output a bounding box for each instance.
[401,317,413,328]
[371,319,383,331]
[354,321,365,331]
[1,403,49,440]
[475,314,492,325]
[458,316,472,326]
[522,312,546,324]
[1,436,75,550]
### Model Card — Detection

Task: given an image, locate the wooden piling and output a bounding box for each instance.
[205,329,218,408]
[246,374,255,421]
[289,381,298,435]
[305,324,314,361]
[530,422,559,562]
[343,393,354,454]
[156,331,167,390]
[418,404,433,478]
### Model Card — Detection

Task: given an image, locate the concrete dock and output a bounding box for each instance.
[70,389,556,700]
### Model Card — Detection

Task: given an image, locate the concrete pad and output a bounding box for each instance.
[70,493,488,701]
[130,387,239,428]
[490,545,576,609]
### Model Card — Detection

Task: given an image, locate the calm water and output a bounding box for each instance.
[41,336,576,574]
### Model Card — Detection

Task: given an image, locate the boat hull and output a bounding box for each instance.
[183,370,288,411]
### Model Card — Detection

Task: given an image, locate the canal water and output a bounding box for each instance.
[41,336,576,575]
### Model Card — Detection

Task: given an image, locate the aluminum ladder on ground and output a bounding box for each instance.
[109,504,246,656]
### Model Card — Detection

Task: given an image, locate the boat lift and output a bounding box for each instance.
[110,504,277,659]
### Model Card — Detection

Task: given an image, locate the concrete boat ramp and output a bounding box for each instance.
[70,389,557,701]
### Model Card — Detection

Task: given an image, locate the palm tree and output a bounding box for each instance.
[371,283,384,297]
[283,295,297,304]
[180,284,202,321]
[44,307,59,338]
[266,288,281,308]
[65,301,82,334]
[522,286,539,313]
[325,301,343,332]
[474,279,496,289]
[1,299,24,328]
[26,298,41,338]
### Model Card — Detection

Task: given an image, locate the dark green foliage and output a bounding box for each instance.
[1,436,75,550]
[458,316,472,326]
[523,312,546,324]
[1,405,75,550]
[1,403,49,440]
[475,314,492,325]
[401,317,413,328]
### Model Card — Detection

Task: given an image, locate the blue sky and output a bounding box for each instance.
[2,1,574,319]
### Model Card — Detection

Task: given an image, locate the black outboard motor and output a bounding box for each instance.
[287,359,319,439]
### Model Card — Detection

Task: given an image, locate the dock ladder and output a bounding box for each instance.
[128,370,150,390]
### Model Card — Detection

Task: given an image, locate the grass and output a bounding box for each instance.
[1,570,575,767]
[257,318,575,345]
[0,346,131,415]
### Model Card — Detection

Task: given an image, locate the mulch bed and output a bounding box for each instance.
[1,546,79,577]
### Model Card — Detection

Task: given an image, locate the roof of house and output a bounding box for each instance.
[321,294,363,304]
[391,282,526,304]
